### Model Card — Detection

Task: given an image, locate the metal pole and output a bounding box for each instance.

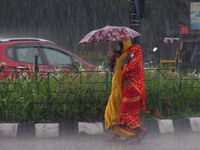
[47,72,50,120]
[18,71,20,101]
[106,71,109,102]
[158,69,162,119]
[34,54,39,79]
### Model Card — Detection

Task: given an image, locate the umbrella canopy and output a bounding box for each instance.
[78,25,140,44]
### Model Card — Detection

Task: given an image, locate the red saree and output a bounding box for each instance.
[117,44,146,132]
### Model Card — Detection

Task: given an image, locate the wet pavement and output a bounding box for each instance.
[0,131,200,150]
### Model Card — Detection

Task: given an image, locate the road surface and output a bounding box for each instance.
[0,131,199,150]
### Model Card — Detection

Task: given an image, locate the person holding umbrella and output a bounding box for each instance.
[104,39,136,142]
[117,43,148,144]
[78,25,141,142]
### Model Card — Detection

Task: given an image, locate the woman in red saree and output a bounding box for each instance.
[117,44,148,144]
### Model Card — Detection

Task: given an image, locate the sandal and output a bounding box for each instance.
[138,128,148,142]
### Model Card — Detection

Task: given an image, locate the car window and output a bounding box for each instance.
[15,47,42,64]
[42,47,73,66]
[72,56,82,63]
[6,47,14,59]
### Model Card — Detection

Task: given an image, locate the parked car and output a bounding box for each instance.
[0,38,95,79]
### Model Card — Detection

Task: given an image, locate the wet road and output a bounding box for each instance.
[0,131,199,150]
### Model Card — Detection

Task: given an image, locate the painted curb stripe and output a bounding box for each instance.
[35,123,59,138]
[158,119,175,133]
[189,117,200,132]
[17,123,35,138]
[0,123,18,137]
[0,118,200,138]
[59,122,78,136]
[141,120,160,134]
[173,118,191,133]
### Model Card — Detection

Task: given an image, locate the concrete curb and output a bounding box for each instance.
[0,117,200,138]
[0,123,18,137]
[35,123,59,138]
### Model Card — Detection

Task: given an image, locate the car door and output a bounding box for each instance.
[3,42,77,79]
[38,43,77,71]
[2,43,44,79]
[10,43,49,78]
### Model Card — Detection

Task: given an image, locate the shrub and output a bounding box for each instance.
[0,68,200,123]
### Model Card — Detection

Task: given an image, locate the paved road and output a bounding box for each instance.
[0,131,200,150]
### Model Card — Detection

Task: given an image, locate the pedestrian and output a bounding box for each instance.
[117,44,148,144]
[104,39,135,142]
[170,20,188,35]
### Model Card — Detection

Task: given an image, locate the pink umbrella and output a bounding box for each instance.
[78,25,140,44]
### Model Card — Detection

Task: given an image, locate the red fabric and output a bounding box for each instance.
[122,44,146,111]
[117,44,146,131]
[178,25,188,34]
[122,84,141,98]
[118,100,141,131]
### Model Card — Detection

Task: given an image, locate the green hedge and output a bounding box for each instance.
[0,68,200,123]
[0,71,108,123]
[142,68,200,120]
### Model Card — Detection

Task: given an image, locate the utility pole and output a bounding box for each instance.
[128,0,142,32]
[128,0,143,44]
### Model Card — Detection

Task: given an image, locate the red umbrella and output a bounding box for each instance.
[78,25,140,44]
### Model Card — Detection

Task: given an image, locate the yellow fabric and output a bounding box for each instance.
[104,39,134,137]
[121,39,132,54]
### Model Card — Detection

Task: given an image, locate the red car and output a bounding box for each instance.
[0,38,95,79]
